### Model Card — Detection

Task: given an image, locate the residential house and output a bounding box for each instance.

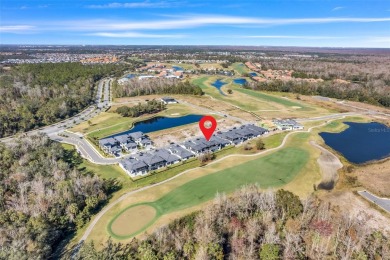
[119,158,149,176]
[98,137,118,154]
[160,97,178,104]
[154,149,181,165]
[167,144,194,160]
[136,152,166,171]
[273,119,304,131]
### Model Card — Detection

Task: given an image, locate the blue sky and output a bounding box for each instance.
[1,0,390,47]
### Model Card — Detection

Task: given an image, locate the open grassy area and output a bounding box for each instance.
[231,62,249,74]
[71,103,198,136]
[235,88,314,111]
[108,146,309,239]
[82,127,327,246]
[191,76,279,112]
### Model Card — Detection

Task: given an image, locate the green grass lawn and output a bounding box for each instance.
[108,146,309,238]
[231,62,249,74]
[263,132,288,149]
[235,88,314,111]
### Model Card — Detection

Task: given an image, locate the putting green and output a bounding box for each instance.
[108,147,309,239]
[109,203,160,239]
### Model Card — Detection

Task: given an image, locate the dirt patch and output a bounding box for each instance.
[310,141,343,190]
[148,118,240,148]
[110,204,156,237]
[320,191,390,236]
[355,159,390,197]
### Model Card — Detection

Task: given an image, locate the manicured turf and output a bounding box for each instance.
[231,62,249,74]
[108,147,309,238]
[192,76,209,89]
[236,88,314,111]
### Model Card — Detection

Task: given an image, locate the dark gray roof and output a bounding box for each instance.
[128,131,144,140]
[137,153,166,166]
[110,146,121,153]
[98,137,117,147]
[168,144,194,159]
[121,158,148,172]
[273,119,302,127]
[124,141,137,149]
[161,97,177,102]
[114,134,129,144]
[210,135,230,146]
[154,149,180,163]
[140,137,152,145]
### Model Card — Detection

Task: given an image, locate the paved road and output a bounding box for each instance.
[52,132,119,164]
[0,78,111,145]
[296,112,366,122]
[75,117,343,246]
[358,190,390,213]
[336,101,390,118]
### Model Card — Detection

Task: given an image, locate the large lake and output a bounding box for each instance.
[319,122,390,164]
[211,79,227,95]
[110,114,203,137]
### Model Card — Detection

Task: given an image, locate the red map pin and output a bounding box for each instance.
[199,115,217,141]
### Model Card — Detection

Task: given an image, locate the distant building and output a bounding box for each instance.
[160,97,178,104]
[273,119,304,131]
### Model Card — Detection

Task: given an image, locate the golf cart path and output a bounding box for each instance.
[310,140,343,190]
[78,116,346,244]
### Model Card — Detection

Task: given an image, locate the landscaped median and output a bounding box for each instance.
[107,147,309,239]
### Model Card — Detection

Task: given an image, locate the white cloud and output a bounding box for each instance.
[0,25,35,32]
[86,1,179,9]
[57,16,390,31]
[366,37,390,43]
[332,6,345,11]
[240,35,346,40]
[88,32,185,38]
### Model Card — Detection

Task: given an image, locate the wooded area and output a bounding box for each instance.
[73,186,389,259]
[0,135,118,259]
[113,78,203,97]
[251,55,390,107]
[246,80,390,107]
[116,100,166,117]
[0,63,128,138]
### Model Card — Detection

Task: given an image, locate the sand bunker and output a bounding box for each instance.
[110,204,156,237]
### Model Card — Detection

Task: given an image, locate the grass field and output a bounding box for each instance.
[108,146,309,239]
[235,88,314,111]
[191,76,279,111]
[71,103,198,137]
[231,62,249,74]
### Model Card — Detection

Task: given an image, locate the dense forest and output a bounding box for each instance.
[73,186,390,259]
[116,100,166,117]
[246,79,390,108]
[0,135,118,259]
[0,63,128,138]
[113,78,203,97]
[252,55,390,107]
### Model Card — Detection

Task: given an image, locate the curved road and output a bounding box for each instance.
[77,116,345,244]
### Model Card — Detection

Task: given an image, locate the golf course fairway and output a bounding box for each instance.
[108,147,309,239]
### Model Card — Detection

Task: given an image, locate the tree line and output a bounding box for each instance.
[73,186,389,259]
[113,78,203,97]
[0,135,118,259]
[0,63,132,138]
[246,79,390,107]
[116,100,166,117]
